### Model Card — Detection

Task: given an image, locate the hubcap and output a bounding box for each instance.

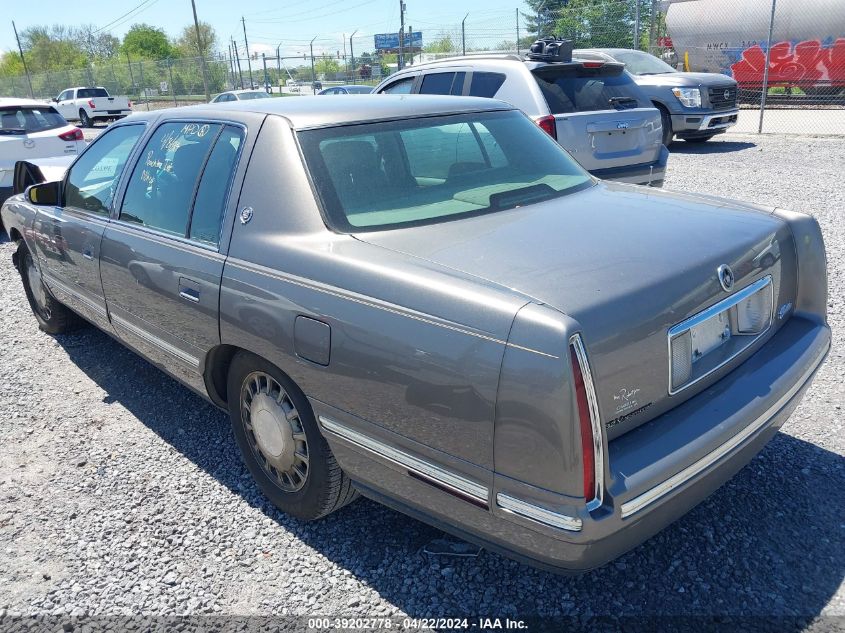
[24,254,51,320]
[241,371,309,492]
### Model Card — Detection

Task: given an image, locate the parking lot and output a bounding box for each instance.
[0,131,843,627]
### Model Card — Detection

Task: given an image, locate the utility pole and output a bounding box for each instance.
[261,53,269,92]
[232,38,244,89]
[310,36,317,90]
[276,42,283,92]
[342,33,348,81]
[12,21,33,99]
[228,43,236,89]
[398,0,406,70]
[516,9,521,55]
[462,13,468,56]
[759,0,777,133]
[349,30,358,84]
[648,0,659,54]
[241,17,253,88]
[190,0,211,101]
[126,50,136,93]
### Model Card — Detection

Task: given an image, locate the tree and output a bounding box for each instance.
[176,21,217,59]
[314,55,339,78]
[20,25,87,72]
[549,0,640,49]
[423,34,457,54]
[121,23,174,60]
[523,0,571,37]
[0,51,25,77]
[76,24,120,59]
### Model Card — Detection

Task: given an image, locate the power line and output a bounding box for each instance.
[93,0,160,34]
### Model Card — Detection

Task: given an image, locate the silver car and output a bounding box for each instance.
[373,53,668,186]
[2,96,829,572]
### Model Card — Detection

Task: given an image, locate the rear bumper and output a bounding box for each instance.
[326,316,829,573]
[589,145,669,187]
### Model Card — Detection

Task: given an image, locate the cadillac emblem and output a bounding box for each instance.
[717,264,735,291]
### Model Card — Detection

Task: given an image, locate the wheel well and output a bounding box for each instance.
[8,227,22,243]
[203,344,240,408]
[652,100,670,116]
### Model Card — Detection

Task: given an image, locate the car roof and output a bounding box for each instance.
[575,48,643,57]
[128,94,514,130]
[0,97,54,107]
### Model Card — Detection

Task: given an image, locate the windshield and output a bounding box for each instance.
[238,91,271,100]
[299,110,592,232]
[0,106,68,134]
[77,88,109,98]
[610,50,676,75]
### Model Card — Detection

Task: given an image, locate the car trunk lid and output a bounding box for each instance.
[358,182,797,439]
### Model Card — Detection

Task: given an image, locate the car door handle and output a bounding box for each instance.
[178,277,200,303]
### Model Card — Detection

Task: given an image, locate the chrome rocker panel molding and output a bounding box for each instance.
[496,492,583,532]
[569,333,605,511]
[667,275,774,395]
[318,415,490,505]
[621,338,829,519]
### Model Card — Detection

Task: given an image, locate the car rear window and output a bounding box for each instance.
[532,66,644,113]
[77,88,109,99]
[298,109,592,232]
[419,72,465,95]
[237,91,271,100]
[0,106,68,134]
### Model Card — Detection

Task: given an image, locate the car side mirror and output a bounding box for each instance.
[26,181,61,206]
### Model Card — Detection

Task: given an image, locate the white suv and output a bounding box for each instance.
[373,53,668,186]
[1,98,86,208]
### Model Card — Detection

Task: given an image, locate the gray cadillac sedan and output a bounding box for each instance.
[1,96,830,572]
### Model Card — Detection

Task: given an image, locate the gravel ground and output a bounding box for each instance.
[0,132,843,629]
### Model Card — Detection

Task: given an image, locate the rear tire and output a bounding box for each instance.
[17,242,81,334]
[226,351,358,520]
[684,135,716,144]
[79,109,92,128]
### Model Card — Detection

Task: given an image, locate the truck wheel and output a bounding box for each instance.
[79,109,92,128]
[684,135,715,144]
[17,242,81,334]
[658,107,673,147]
[226,351,358,520]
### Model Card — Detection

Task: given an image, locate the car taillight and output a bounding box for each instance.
[88,99,95,109]
[59,127,84,141]
[536,114,557,140]
[569,334,603,508]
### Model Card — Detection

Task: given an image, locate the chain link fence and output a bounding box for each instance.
[2,0,842,133]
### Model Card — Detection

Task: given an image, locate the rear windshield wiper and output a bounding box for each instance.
[608,96,638,110]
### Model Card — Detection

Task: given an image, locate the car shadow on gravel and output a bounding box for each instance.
[56,325,844,621]
[670,140,757,154]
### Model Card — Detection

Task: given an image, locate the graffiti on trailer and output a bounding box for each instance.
[730,37,845,89]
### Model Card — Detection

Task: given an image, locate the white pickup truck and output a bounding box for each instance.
[53,87,132,128]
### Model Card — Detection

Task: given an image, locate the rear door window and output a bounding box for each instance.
[189,126,244,246]
[532,67,644,113]
[468,72,506,98]
[419,72,465,95]
[120,122,222,237]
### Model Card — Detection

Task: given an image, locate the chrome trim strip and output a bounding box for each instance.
[668,276,774,395]
[318,415,489,503]
[622,339,829,519]
[41,272,107,319]
[496,493,582,532]
[569,333,605,511]
[110,313,200,368]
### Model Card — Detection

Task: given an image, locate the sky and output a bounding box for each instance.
[4,0,531,60]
